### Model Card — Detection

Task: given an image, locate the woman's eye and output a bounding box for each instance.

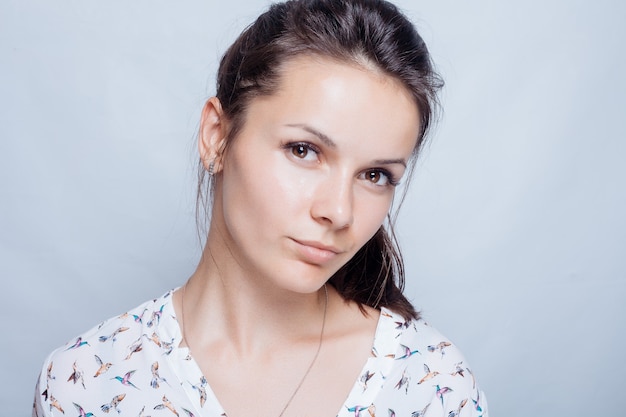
[288,143,319,161]
[362,170,397,187]
[367,170,388,185]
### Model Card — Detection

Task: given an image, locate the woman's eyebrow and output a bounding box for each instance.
[373,158,407,167]
[285,123,337,148]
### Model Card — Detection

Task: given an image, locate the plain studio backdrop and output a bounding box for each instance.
[1,0,625,415]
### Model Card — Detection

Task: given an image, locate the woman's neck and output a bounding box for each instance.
[177,241,330,357]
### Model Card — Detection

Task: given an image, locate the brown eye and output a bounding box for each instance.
[367,171,381,183]
[292,145,308,158]
[362,170,393,186]
[285,142,319,162]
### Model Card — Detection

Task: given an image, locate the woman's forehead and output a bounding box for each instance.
[238,55,420,157]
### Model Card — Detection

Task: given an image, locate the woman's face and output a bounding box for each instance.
[207,56,420,294]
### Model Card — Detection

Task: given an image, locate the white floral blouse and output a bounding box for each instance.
[33,290,487,417]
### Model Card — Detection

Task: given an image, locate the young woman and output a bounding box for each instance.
[34,1,487,416]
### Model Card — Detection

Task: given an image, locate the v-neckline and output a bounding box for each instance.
[164,292,400,417]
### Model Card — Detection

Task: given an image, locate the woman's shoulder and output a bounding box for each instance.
[376,308,470,363]
[50,290,177,360]
[366,307,488,416]
[33,290,182,416]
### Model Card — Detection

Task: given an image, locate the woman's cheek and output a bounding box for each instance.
[356,190,393,235]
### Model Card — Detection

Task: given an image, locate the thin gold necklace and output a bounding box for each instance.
[180,283,329,417]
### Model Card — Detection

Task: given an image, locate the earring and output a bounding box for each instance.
[208,160,215,176]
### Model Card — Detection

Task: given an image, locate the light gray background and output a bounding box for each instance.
[1,0,625,415]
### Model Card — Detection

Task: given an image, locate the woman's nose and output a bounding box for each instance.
[310,174,354,229]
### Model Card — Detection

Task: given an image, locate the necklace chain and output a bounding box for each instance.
[180,283,329,417]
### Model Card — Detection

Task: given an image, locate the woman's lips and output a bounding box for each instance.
[291,238,342,265]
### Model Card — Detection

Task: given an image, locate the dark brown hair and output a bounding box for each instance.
[198,0,443,320]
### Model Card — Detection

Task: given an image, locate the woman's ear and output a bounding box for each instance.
[199,97,228,173]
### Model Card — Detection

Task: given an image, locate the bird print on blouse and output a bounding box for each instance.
[100,393,126,414]
[411,402,430,417]
[112,370,140,390]
[189,376,208,408]
[73,402,95,417]
[133,308,148,325]
[67,361,85,389]
[428,341,453,358]
[124,337,144,361]
[48,395,64,415]
[154,394,179,416]
[472,390,485,417]
[435,385,453,406]
[395,344,420,360]
[33,290,488,417]
[417,364,439,385]
[144,332,163,348]
[359,370,376,392]
[451,362,465,378]
[65,337,90,351]
[99,326,130,344]
[93,354,113,378]
[40,362,55,402]
[447,398,469,417]
[394,369,411,394]
[346,404,375,417]
[181,407,197,417]
[150,361,169,389]
[147,305,165,328]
